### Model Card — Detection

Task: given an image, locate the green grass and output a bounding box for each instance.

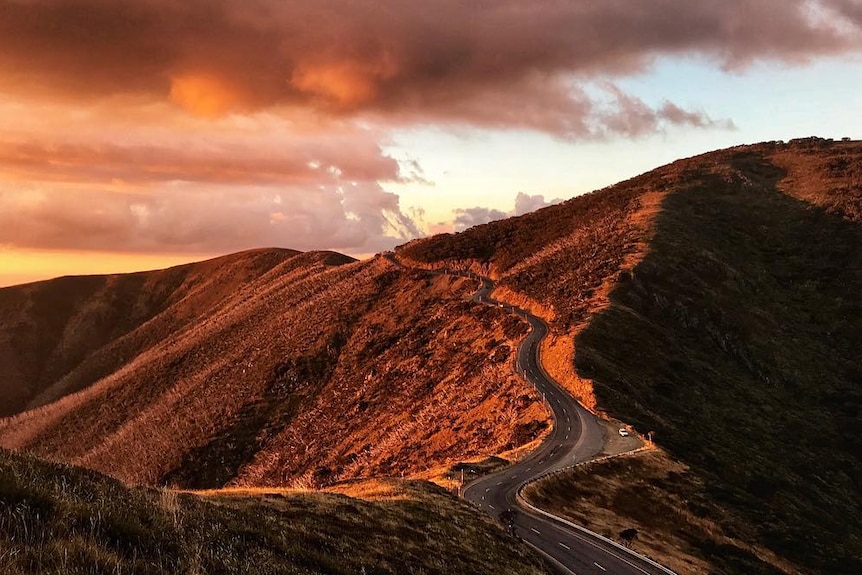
[0,450,548,575]
[576,151,862,574]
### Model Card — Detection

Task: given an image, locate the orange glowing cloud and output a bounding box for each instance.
[291,56,399,110]
[8,1,854,135]
[292,64,378,109]
[170,73,246,117]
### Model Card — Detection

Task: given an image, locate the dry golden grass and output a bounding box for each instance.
[400,138,862,575]
[1,449,549,575]
[539,333,598,412]
[4,137,858,575]
[0,250,547,490]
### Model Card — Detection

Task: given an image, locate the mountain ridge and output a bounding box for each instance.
[1,137,859,574]
[403,136,862,574]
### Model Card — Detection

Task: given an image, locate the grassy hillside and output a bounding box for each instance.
[0,250,545,489]
[402,138,862,574]
[0,449,547,575]
[574,140,862,574]
[0,248,300,417]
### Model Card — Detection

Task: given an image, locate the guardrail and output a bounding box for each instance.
[516,485,678,575]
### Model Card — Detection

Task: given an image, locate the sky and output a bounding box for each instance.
[1,0,860,286]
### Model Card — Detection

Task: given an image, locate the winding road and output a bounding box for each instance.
[386,254,676,575]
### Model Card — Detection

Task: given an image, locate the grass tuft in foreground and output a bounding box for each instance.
[0,449,548,575]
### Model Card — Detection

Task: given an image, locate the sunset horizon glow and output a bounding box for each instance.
[1,1,860,286]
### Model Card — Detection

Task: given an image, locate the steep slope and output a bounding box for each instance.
[574,139,862,575]
[400,138,862,575]
[0,449,548,575]
[0,251,545,488]
[399,167,662,411]
[0,248,300,417]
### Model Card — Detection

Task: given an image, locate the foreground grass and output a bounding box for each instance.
[0,450,548,575]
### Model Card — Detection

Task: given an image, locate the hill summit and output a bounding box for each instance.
[400,136,862,575]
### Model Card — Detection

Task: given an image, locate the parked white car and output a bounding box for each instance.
[618,428,629,437]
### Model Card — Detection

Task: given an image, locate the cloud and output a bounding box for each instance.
[0,107,420,255]
[0,135,399,187]
[454,192,561,232]
[453,207,509,232]
[0,180,415,255]
[1,1,860,260]
[514,192,560,217]
[0,1,858,137]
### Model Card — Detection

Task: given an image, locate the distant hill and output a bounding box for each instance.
[401,137,862,575]
[0,449,547,575]
[0,248,544,489]
[0,248,302,417]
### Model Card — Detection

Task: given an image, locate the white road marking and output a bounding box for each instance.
[558,542,571,550]
[530,528,541,534]
[593,562,606,571]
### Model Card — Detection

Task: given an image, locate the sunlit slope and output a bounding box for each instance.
[0,250,544,488]
[402,137,862,575]
[0,248,300,417]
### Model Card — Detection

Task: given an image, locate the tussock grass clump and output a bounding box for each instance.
[0,450,548,575]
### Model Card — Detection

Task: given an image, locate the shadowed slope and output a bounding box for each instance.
[575,141,862,574]
[400,138,862,575]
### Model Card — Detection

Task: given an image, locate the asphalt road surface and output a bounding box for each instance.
[385,254,674,575]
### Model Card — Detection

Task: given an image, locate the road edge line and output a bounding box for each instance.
[516,487,678,575]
